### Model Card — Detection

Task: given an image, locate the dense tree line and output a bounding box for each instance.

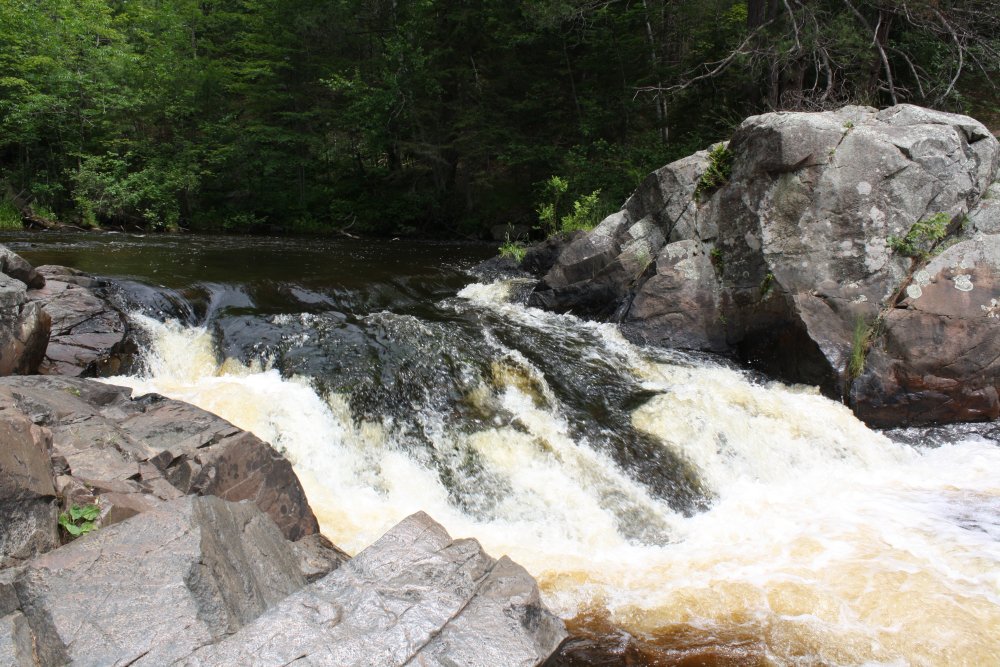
[1,0,998,237]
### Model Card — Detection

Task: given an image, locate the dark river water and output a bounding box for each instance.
[5,230,1000,666]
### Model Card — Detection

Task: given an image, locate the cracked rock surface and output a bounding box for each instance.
[181,511,567,667]
[526,104,1000,426]
[26,265,136,377]
[0,375,320,543]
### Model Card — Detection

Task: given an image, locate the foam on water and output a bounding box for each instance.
[106,284,1000,665]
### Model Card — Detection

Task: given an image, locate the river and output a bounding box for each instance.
[6,231,1000,666]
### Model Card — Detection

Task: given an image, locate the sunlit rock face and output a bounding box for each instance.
[528,104,1000,425]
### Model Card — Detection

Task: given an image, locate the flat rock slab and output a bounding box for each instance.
[181,511,567,667]
[14,496,306,666]
[28,266,134,377]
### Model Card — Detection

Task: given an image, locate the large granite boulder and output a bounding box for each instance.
[0,375,320,542]
[528,104,1000,425]
[181,511,566,667]
[12,495,306,666]
[28,264,135,377]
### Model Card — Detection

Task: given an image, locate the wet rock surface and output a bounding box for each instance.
[527,104,1000,426]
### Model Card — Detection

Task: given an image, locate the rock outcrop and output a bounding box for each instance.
[182,511,567,667]
[0,375,320,543]
[28,265,135,377]
[0,375,564,665]
[13,495,307,666]
[0,270,50,376]
[527,104,1000,426]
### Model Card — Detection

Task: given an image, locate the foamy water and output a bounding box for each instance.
[106,282,1000,666]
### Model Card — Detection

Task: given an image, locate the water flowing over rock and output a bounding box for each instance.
[0,374,564,665]
[181,511,567,667]
[527,104,1000,426]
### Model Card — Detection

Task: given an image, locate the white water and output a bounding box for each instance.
[107,282,1000,665]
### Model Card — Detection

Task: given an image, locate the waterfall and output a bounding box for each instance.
[105,280,1000,666]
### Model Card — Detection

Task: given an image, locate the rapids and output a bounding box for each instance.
[6,232,1000,665]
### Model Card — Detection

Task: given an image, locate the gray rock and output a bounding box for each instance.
[0,376,321,542]
[851,233,1000,425]
[28,266,134,377]
[14,496,306,667]
[0,612,34,667]
[290,533,350,583]
[968,182,1000,235]
[0,246,44,291]
[624,240,725,351]
[0,274,50,377]
[180,512,566,667]
[529,104,1000,424]
[0,409,58,567]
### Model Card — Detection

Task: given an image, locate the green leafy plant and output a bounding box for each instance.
[695,143,733,199]
[59,504,100,538]
[498,235,527,263]
[560,189,605,233]
[536,175,569,236]
[888,212,951,259]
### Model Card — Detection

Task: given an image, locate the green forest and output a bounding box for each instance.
[1,0,998,238]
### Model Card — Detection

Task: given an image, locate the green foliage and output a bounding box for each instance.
[537,176,569,236]
[848,317,871,380]
[58,504,100,538]
[0,199,22,230]
[0,0,995,236]
[888,213,951,259]
[560,190,606,233]
[499,236,528,263]
[709,246,725,276]
[759,272,774,297]
[535,176,608,236]
[695,144,733,200]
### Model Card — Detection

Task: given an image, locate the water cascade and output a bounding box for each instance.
[106,279,1000,666]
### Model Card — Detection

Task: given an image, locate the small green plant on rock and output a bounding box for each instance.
[709,246,725,276]
[848,317,871,380]
[498,235,527,263]
[759,272,775,297]
[888,212,951,259]
[695,144,733,200]
[59,504,100,538]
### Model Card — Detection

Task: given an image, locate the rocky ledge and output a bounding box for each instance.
[524,104,1000,427]
[0,247,566,666]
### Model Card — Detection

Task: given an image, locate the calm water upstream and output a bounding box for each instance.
[5,231,1000,666]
